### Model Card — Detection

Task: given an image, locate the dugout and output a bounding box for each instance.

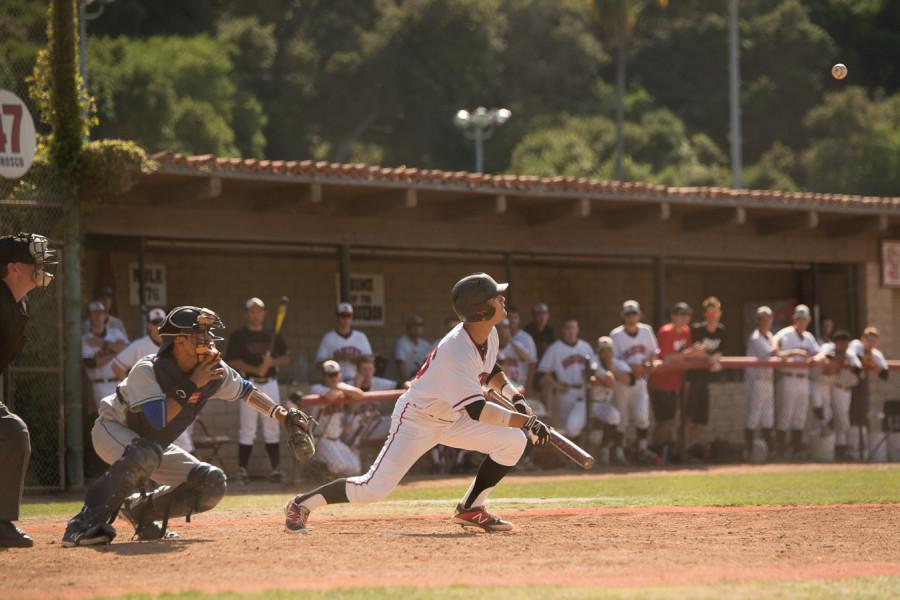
[80,152,900,470]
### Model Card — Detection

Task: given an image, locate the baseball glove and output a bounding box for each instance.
[283,407,316,461]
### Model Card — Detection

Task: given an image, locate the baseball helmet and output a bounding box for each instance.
[158,306,225,354]
[450,273,508,323]
[0,232,57,287]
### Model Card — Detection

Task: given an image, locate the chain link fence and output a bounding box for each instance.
[1,4,67,490]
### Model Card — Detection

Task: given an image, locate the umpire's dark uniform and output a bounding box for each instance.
[0,234,47,548]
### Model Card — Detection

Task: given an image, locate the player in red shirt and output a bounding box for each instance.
[648,302,702,460]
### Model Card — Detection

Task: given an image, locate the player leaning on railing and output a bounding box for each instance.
[61,306,315,547]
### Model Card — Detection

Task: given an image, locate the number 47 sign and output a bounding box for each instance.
[0,89,37,180]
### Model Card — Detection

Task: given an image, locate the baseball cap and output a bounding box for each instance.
[322,360,341,375]
[498,318,510,327]
[622,300,641,315]
[245,297,265,310]
[597,336,614,351]
[756,306,773,317]
[99,286,113,297]
[407,315,425,326]
[337,302,354,316]
[793,304,811,320]
[671,302,692,315]
[532,302,549,313]
[88,301,106,313]
[148,307,167,322]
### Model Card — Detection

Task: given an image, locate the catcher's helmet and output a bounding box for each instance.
[158,306,225,354]
[451,273,508,323]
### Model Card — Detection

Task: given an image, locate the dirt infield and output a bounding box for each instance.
[4,501,900,598]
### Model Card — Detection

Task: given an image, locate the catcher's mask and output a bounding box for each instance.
[0,232,57,288]
[158,306,225,359]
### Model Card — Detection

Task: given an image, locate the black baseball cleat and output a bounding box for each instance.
[118,493,178,541]
[0,521,33,548]
[452,504,513,532]
[61,518,116,548]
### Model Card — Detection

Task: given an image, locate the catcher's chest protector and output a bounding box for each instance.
[126,354,222,447]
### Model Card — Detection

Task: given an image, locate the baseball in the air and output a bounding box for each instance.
[832,63,848,80]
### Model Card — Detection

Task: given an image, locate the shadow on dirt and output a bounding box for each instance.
[82,538,213,555]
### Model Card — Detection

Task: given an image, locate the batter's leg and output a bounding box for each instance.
[237,401,259,478]
[286,401,437,532]
[439,415,526,515]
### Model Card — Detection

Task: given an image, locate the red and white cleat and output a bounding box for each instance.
[452,504,513,532]
[284,499,310,534]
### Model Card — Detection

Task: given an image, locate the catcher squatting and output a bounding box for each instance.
[62,306,315,547]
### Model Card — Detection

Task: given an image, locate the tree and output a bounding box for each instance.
[588,0,668,181]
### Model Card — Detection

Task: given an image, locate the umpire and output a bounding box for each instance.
[0,232,56,548]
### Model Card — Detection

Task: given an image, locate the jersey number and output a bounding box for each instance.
[415,348,438,379]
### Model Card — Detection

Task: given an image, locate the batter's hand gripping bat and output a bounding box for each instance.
[485,388,594,469]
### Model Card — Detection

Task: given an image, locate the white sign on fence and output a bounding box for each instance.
[336,273,385,326]
[883,240,900,288]
[0,89,37,180]
[129,263,167,306]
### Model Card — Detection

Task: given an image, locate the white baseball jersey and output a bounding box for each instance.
[745,329,774,380]
[773,326,819,362]
[537,339,596,387]
[848,339,888,372]
[82,327,131,382]
[394,335,433,380]
[401,323,499,422]
[315,329,373,380]
[610,324,658,373]
[113,335,159,375]
[817,342,862,388]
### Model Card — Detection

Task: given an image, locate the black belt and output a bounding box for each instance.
[781,372,807,379]
[91,378,118,383]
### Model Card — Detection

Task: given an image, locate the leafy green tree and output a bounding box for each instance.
[88,35,266,156]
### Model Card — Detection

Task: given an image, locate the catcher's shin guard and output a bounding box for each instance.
[120,463,226,539]
[62,438,162,547]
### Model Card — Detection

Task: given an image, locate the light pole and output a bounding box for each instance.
[78,0,115,95]
[453,106,511,173]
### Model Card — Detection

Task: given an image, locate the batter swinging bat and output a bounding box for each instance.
[270,296,289,354]
[485,388,594,469]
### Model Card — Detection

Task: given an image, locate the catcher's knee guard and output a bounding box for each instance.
[62,437,162,546]
[120,462,226,539]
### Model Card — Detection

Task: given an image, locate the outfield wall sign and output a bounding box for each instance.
[0,89,36,180]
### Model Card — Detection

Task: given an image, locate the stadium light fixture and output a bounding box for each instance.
[453,106,512,173]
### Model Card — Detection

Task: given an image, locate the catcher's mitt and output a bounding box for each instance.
[283,407,316,461]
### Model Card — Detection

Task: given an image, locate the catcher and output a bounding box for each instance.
[62,306,315,547]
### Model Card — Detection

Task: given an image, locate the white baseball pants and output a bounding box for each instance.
[830,386,852,446]
[745,376,774,429]
[238,379,280,445]
[563,400,621,438]
[92,417,200,484]
[777,374,810,431]
[346,398,526,504]
[613,379,650,431]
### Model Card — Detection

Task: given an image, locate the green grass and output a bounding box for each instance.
[89,577,900,600]
[23,465,900,518]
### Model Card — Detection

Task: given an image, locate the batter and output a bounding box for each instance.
[284,273,550,533]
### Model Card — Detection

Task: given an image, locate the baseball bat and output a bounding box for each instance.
[485,388,594,470]
[269,296,289,354]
